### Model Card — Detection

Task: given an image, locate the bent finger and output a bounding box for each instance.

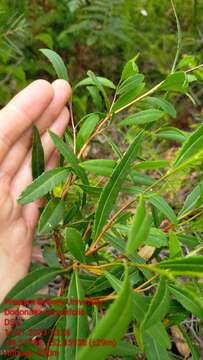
[0,80,54,163]
[1,80,71,177]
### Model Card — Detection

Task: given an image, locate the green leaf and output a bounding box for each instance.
[156,126,187,142]
[177,55,196,70]
[169,284,203,320]
[86,266,123,295]
[119,109,164,126]
[0,267,65,313]
[104,135,122,159]
[65,271,89,359]
[132,293,151,323]
[93,131,143,240]
[159,256,203,276]
[148,194,177,225]
[49,131,88,184]
[134,160,169,170]
[48,317,65,359]
[121,55,139,81]
[144,96,176,118]
[110,340,140,357]
[117,74,144,95]
[63,227,85,263]
[87,86,103,111]
[169,231,182,258]
[43,247,61,268]
[146,322,171,350]
[178,180,203,217]
[105,233,152,279]
[141,277,169,330]
[145,228,167,248]
[178,234,199,249]
[40,48,69,80]
[77,271,132,360]
[173,124,203,167]
[87,70,110,109]
[129,171,154,186]
[104,234,143,263]
[76,113,100,151]
[80,159,116,177]
[18,168,69,204]
[126,196,151,254]
[104,271,123,293]
[160,71,188,93]
[112,82,145,112]
[143,332,170,360]
[64,203,80,224]
[32,126,45,180]
[38,198,64,235]
[78,184,102,197]
[75,76,116,89]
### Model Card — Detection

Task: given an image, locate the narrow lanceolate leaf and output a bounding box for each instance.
[121,55,139,81]
[40,48,69,80]
[104,268,152,323]
[112,82,145,113]
[38,198,65,235]
[75,76,116,89]
[134,160,169,170]
[104,271,122,293]
[49,317,65,360]
[93,131,143,240]
[160,71,188,93]
[156,127,187,143]
[18,168,69,204]
[78,184,102,197]
[141,277,169,331]
[117,74,144,95]
[110,341,140,358]
[32,126,45,180]
[148,194,177,225]
[178,180,203,217]
[80,159,116,177]
[120,109,164,126]
[87,70,110,109]
[172,124,203,168]
[49,131,88,184]
[169,231,182,258]
[143,332,171,360]
[159,256,203,275]
[77,271,132,360]
[146,322,171,350]
[87,86,103,111]
[169,284,203,320]
[144,96,176,118]
[63,227,85,263]
[65,271,89,360]
[76,113,100,151]
[0,267,65,313]
[126,196,151,254]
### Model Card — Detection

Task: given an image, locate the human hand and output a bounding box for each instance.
[0,79,71,302]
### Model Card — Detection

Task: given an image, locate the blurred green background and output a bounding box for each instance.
[0,0,202,114]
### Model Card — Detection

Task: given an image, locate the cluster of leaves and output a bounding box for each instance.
[1,45,203,359]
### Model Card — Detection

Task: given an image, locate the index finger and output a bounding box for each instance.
[0,79,54,163]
